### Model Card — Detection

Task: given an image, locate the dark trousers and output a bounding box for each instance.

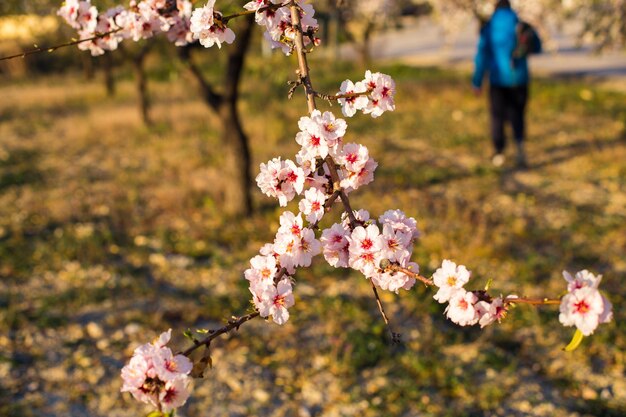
[489,84,528,154]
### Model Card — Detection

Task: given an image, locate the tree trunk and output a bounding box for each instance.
[82,54,94,80]
[220,15,254,217]
[358,22,374,68]
[133,45,151,127]
[103,53,115,97]
[179,15,255,217]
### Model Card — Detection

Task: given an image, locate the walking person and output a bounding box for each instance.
[472,0,542,168]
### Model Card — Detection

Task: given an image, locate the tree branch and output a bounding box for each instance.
[180,311,260,357]
[178,45,223,111]
[0,28,122,62]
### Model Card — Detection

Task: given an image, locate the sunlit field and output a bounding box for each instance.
[1,53,625,416]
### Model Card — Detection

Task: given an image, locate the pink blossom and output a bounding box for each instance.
[338,79,369,117]
[190,0,215,32]
[277,211,303,237]
[296,129,329,159]
[299,188,327,224]
[559,287,606,336]
[256,158,305,206]
[320,223,350,268]
[296,228,322,267]
[256,279,295,325]
[563,269,602,292]
[445,289,479,326]
[378,209,420,240]
[244,254,278,284]
[372,261,418,293]
[475,297,507,328]
[432,259,471,303]
[379,223,412,264]
[120,329,193,411]
[363,70,396,118]
[190,0,236,48]
[340,157,377,192]
[347,224,384,278]
[339,143,369,173]
[160,376,192,412]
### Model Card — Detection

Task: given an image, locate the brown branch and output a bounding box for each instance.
[178,45,223,111]
[180,311,260,357]
[370,281,401,344]
[0,28,122,62]
[504,296,561,306]
[324,190,341,212]
[222,2,286,23]
[314,89,371,102]
[386,264,434,286]
[289,1,399,343]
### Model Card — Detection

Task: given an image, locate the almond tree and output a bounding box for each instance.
[563,0,626,51]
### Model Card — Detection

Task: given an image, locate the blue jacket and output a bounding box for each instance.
[472,7,541,88]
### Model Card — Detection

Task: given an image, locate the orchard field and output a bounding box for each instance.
[1,56,625,416]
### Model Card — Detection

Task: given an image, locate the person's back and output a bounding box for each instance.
[471,0,541,168]
[473,7,533,88]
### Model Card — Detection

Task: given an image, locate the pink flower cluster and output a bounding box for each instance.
[58,0,194,55]
[120,329,192,412]
[251,83,414,323]
[559,270,613,336]
[256,109,380,207]
[59,0,322,56]
[337,71,396,118]
[244,0,320,55]
[245,211,321,324]
[190,0,235,49]
[321,209,420,293]
[432,260,507,328]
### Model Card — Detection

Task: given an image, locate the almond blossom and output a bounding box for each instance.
[347,224,384,278]
[254,278,295,325]
[244,254,278,285]
[432,259,471,303]
[339,143,369,173]
[320,223,351,268]
[445,289,479,326]
[190,0,235,48]
[563,269,602,292]
[337,79,369,117]
[340,157,378,193]
[559,286,606,336]
[256,157,305,206]
[559,269,613,336]
[378,209,420,240]
[363,70,396,118]
[299,187,327,224]
[371,261,418,293]
[475,297,507,328]
[121,329,193,411]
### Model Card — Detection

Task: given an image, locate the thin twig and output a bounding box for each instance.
[504,297,561,306]
[222,2,286,23]
[313,90,371,102]
[180,312,260,357]
[387,264,434,286]
[0,28,122,62]
[370,281,401,344]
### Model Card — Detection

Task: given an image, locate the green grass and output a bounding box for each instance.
[0,57,625,417]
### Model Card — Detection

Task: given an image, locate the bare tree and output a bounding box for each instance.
[179,15,255,216]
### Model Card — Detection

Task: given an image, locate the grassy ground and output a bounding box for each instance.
[1,54,625,417]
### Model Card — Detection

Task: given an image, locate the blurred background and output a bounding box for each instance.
[1,1,625,416]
